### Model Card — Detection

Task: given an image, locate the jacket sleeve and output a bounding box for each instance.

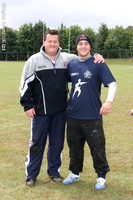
[19,57,36,111]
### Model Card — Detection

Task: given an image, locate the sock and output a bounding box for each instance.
[72,172,79,176]
[98,173,106,179]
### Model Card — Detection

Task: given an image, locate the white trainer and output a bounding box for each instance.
[95,177,106,190]
[63,173,80,185]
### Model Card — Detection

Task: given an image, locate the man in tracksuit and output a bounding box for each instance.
[19,29,104,186]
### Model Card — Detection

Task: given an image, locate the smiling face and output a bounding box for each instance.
[43,34,59,57]
[76,40,91,59]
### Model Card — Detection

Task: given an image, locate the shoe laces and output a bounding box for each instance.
[67,173,79,180]
[97,177,106,185]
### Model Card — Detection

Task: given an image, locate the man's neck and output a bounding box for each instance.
[78,55,91,61]
[49,55,56,61]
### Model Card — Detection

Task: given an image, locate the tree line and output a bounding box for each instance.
[0,20,133,60]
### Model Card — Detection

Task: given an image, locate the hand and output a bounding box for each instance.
[26,108,36,118]
[94,54,105,63]
[100,101,112,115]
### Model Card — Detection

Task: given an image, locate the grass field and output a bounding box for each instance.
[0,59,133,200]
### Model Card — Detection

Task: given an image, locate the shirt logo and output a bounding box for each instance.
[84,70,92,78]
[64,63,67,67]
[71,72,79,76]
[38,65,46,69]
[73,79,87,98]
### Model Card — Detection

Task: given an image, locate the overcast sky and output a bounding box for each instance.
[1,0,133,32]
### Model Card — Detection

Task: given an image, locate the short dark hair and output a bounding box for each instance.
[44,29,59,41]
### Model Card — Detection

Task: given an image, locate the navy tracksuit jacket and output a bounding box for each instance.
[19,46,77,180]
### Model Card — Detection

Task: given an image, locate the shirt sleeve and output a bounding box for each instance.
[99,63,116,87]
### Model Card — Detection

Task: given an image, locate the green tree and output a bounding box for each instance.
[125,26,133,49]
[5,27,18,52]
[58,23,68,51]
[18,23,35,60]
[104,26,128,58]
[1,21,133,60]
[95,23,109,51]
[69,25,83,53]
[18,23,34,52]
[0,27,18,60]
[33,20,47,52]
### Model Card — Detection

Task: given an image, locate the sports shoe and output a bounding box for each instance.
[50,175,63,182]
[63,173,80,185]
[26,178,36,186]
[95,177,106,190]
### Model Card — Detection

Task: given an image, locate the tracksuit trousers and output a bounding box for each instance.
[25,111,66,181]
[67,117,110,175]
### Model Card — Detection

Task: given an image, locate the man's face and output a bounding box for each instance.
[43,34,59,56]
[77,40,91,58]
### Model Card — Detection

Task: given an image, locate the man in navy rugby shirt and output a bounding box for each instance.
[63,34,117,190]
